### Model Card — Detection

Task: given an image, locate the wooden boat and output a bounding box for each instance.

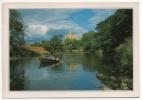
[39,57,60,64]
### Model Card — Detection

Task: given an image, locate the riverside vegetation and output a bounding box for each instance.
[10,9,133,90]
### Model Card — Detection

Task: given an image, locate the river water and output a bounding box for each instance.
[10,51,104,90]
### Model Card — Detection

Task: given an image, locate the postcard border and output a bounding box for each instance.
[2,2,139,98]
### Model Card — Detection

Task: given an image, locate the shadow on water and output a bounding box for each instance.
[82,52,104,72]
[39,62,64,72]
[10,59,26,90]
[10,51,105,90]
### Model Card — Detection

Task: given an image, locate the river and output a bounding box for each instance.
[10,51,105,90]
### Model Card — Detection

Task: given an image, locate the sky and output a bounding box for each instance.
[18,9,116,43]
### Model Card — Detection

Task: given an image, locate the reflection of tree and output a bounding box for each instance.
[95,55,132,90]
[81,52,129,90]
[82,52,103,72]
[10,59,26,90]
[51,63,63,72]
[68,62,76,72]
[65,52,78,72]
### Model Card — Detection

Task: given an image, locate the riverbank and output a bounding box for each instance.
[96,73,133,90]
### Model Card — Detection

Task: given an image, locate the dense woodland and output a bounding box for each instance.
[10,9,133,89]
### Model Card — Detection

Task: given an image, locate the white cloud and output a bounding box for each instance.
[26,20,87,40]
[46,20,87,33]
[27,24,48,37]
[21,9,87,39]
[29,20,87,33]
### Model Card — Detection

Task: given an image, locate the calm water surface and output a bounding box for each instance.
[10,51,104,90]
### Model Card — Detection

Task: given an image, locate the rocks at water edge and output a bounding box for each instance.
[96,72,132,90]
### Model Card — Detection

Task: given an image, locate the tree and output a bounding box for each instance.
[40,40,53,52]
[10,10,26,57]
[81,31,97,52]
[49,35,64,52]
[96,9,132,53]
[64,38,80,51]
[95,9,133,89]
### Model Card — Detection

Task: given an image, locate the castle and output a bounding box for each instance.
[64,32,78,40]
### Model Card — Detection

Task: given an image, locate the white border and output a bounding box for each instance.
[2,2,139,98]
[1,0,140,3]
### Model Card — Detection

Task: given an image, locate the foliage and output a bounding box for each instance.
[10,10,26,57]
[115,38,133,78]
[40,41,53,52]
[31,35,64,55]
[95,9,133,89]
[81,31,98,52]
[49,35,64,52]
[96,9,132,53]
[81,9,133,89]
[64,38,80,51]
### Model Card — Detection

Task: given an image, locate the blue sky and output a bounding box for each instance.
[18,9,116,43]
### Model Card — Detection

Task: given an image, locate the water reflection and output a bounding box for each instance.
[10,51,104,90]
[68,63,76,72]
[10,59,26,90]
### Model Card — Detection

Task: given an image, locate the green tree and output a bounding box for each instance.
[96,9,132,53]
[49,35,64,52]
[81,31,97,52]
[64,38,80,51]
[41,40,53,52]
[10,9,26,57]
[115,38,133,78]
[95,9,133,89]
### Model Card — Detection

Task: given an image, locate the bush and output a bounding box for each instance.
[115,37,133,78]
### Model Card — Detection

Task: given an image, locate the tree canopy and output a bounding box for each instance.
[10,9,26,57]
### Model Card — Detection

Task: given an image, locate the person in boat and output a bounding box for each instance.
[47,55,55,60]
[55,56,59,60]
[47,53,59,60]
